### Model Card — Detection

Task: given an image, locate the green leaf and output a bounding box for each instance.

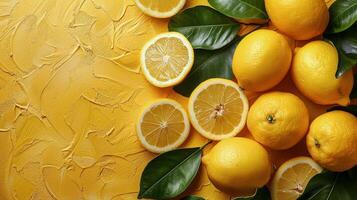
[181,195,205,200]
[208,0,268,20]
[298,166,357,200]
[328,105,357,117]
[327,0,357,33]
[174,38,240,97]
[138,148,202,199]
[233,187,271,200]
[325,24,357,78]
[351,73,357,99]
[169,6,240,50]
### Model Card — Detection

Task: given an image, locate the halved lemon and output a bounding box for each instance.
[140,32,194,88]
[271,157,323,200]
[188,78,249,140]
[136,99,190,153]
[135,0,186,18]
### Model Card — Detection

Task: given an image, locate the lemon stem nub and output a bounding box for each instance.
[267,114,276,124]
[314,138,321,148]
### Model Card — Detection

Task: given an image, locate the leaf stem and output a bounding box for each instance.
[200,140,213,150]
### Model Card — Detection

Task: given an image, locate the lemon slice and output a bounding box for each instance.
[141,32,194,88]
[136,99,190,153]
[135,0,186,18]
[271,157,323,200]
[188,78,249,140]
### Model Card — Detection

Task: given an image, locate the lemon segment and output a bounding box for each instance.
[188,78,249,140]
[136,99,190,153]
[141,32,194,88]
[271,157,322,200]
[135,0,186,18]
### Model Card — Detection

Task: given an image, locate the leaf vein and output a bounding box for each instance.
[173,24,238,29]
[332,1,357,25]
[235,0,267,18]
[141,148,201,197]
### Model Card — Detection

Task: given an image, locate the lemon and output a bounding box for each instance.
[141,32,194,87]
[271,157,322,200]
[135,0,186,18]
[188,78,249,140]
[232,29,292,92]
[136,99,190,153]
[247,92,309,150]
[265,0,329,40]
[306,111,357,172]
[292,41,354,106]
[202,137,271,196]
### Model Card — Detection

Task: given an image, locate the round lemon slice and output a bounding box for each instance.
[135,0,186,18]
[136,99,190,153]
[271,157,323,200]
[188,78,249,140]
[140,32,194,88]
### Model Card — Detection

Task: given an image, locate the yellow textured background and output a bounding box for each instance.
[0,0,348,199]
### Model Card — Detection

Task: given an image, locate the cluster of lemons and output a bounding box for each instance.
[134,0,357,199]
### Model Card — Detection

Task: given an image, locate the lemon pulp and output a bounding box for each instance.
[137,99,190,153]
[135,0,186,18]
[145,37,189,82]
[141,32,194,87]
[272,157,322,200]
[189,79,249,140]
[137,0,182,12]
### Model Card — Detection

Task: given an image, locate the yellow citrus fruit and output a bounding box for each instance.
[141,32,194,87]
[135,0,186,18]
[136,99,190,153]
[202,137,271,196]
[306,111,357,172]
[265,0,329,40]
[247,92,309,150]
[292,41,354,106]
[271,157,322,200]
[188,78,249,140]
[232,29,292,92]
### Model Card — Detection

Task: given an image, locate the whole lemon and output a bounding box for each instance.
[291,41,354,106]
[202,137,271,195]
[306,111,357,172]
[232,29,292,92]
[265,0,329,40]
[247,92,309,150]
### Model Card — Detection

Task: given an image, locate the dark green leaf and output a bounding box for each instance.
[174,38,240,97]
[351,73,357,99]
[169,6,240,50]
[328,105,357,116]
[208,0,268,20]
[181,195,205,200]
[233,187,271,200]
[327,0,357,33]
[325,24,357,78]
[298,166,357,200]
[138,148,202,199]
